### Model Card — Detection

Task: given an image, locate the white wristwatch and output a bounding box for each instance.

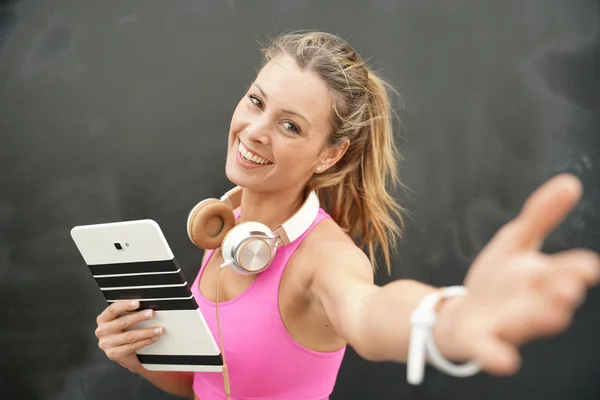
[407,286,481,385]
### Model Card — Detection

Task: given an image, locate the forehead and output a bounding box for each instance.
[255,55,332,132]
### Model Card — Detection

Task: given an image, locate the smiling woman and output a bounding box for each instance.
[91,30,600,400]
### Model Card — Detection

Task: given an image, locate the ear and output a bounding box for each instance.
[314,138,350,173]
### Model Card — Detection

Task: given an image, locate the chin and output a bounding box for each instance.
[224,157,257,188]
[224,156,241,184]
[224,163,243,187]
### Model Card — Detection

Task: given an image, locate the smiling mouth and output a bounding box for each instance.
[238,142,273,165]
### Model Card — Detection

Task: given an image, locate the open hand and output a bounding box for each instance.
[451,173,600,375]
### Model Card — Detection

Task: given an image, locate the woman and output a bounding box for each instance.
[93,31,599,399]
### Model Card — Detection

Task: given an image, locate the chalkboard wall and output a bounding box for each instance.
[1,1,599,399]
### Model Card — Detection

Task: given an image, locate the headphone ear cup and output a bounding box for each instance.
[221,222,277,274]
[187,199,235,249]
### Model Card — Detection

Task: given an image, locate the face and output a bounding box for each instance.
[225,54,346,195]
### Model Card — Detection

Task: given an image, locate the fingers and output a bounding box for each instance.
[104,336,161,362]
[99,326,165,351]
[545,273,586,308]
[535,249,600,315]
[548,249,600,286]
[512,174,582,250]
[94,301,166,370]
[488,174,582,257]
[96,308,157,338]
[472,335,521,376]
[96,300,141,325]
[511,249,599,342]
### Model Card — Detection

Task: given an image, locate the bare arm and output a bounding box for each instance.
[134,368,194,399]
[312,174,600,376]
[337,274,466,362]
[310,246,460,363]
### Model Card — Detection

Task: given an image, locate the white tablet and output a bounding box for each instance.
[70,219,222,372]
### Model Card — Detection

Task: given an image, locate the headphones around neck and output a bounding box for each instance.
[186,186,320,275]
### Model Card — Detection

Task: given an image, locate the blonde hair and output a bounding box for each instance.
[261,31,406,274]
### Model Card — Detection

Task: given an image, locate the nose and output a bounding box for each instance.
[245,115,271,145]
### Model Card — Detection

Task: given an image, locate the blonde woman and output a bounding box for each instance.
[93,31,599,400]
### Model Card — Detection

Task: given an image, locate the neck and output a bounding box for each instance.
[237,186,307,231]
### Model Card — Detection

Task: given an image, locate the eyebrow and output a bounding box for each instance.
[252,83,312,128]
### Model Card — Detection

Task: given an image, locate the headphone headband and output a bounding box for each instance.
[220,186,320,246]
[219,187,243,209]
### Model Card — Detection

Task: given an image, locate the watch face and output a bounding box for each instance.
[236,236,275,273]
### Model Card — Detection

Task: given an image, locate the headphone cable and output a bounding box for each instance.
[216,264,231,400]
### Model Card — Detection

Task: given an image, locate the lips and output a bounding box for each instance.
[237,141,272,165]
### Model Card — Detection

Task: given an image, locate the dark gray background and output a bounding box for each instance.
[1,0,599,399]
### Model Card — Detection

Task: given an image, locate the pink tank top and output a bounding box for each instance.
[191,208,346,400]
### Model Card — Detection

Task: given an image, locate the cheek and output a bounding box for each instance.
[274,141,316,170]
[229,101,247,133]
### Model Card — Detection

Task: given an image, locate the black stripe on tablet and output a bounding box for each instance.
[136,297,199,311]
[89,259,180,276]
[102,284,192,301]
[96,270,185,288]
[137,354,223,366]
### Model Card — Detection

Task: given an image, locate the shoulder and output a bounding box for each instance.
[299,216,375,291]
[295,215,379,343]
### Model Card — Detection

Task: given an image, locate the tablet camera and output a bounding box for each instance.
[113,241,123,250]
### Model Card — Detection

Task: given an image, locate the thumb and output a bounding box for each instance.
[509,173,582,251]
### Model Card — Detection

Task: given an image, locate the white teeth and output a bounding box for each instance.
[238,142,270,165]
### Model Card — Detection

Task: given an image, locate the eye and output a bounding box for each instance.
[248,95,264,109]
[282,121,301,135]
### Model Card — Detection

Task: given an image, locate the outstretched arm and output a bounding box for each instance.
[312,174,600,376]
[311,248,458,362]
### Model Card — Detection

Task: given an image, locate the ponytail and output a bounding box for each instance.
[264,30,406,274]
[308,70,405,274]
